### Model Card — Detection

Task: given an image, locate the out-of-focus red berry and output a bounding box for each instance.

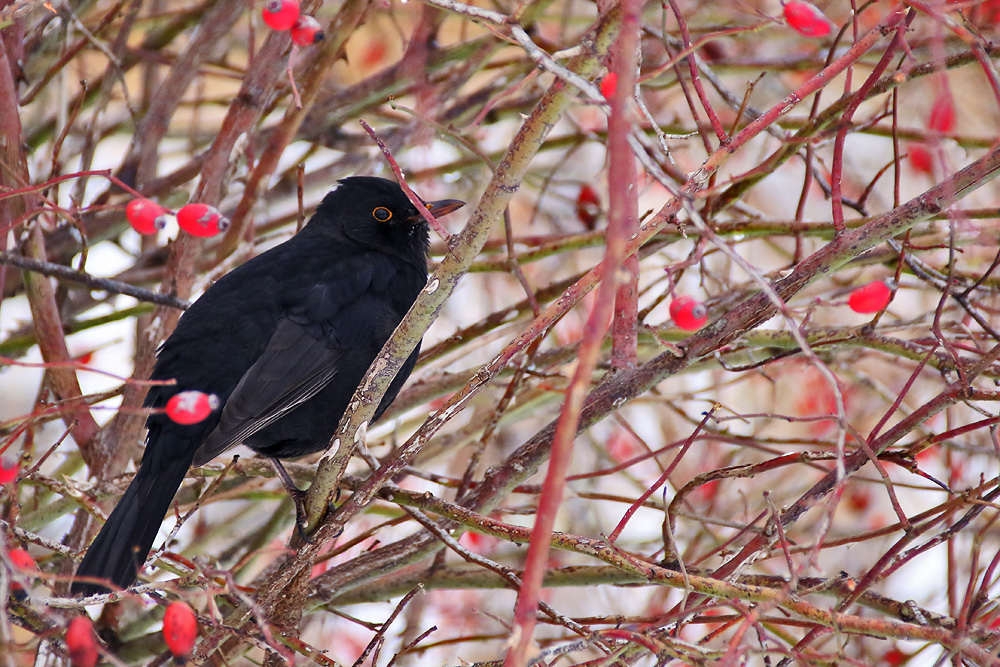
[459,531,498,554]
[883,647,909,666]
[908,144,933,174]
[360,40,388,67]
[66,617,98,667]
[290,15,324,45]
[606,430,640,463]
[846,488,871,513]
[783,1,835,38]
[600,72,618,100]
[177,203,230,237]
[163,601,198,659]
[9,547,36,572]
[262,0,300,31]
[907,95,953,175]
[575,185,601,229]
[8,546,37,590]
[848,280,892,314]
[165,391,220,425]
[928,96,955,134]
[669,296,708,331]
[126,198,168,235]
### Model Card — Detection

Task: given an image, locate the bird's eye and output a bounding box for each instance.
[372,206,392,222]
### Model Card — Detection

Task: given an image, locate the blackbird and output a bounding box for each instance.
[72,177,463,596]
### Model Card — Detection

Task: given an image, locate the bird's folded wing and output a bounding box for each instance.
[194,318,343,465]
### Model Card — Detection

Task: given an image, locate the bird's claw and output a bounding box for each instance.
[287,487,317,545]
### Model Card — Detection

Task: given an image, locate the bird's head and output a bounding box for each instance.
[312,176,463,264]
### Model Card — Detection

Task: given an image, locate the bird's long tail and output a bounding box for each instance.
[72,444,193,596]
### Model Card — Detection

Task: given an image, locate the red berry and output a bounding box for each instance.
[600,72,618,100]
[177,203,230,237]
[575,185,601,229]
[848,280,892,314]
[928,96,955,134]
[163,601,198,659]
[66,617,98,667]
[125,198,168,235]
[883,647,909,666]
[8,546,37,591]
[290,15,324,45]
[262,0,300,31]
[783,1,834,38]
[908,144,933,174]
[0,457,18,484]
[166,391,220,425]
[9,547,36,572]
[669,296,708,331]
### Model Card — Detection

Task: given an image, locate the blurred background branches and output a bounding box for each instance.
[2,0,1000,665]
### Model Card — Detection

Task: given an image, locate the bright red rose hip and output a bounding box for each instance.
[66,617,98,667]
[290,15,324,45]
[848,280,892,314]
[783,1,834,38]
[0,457,18,484]
[163,601,198,658]
[126,198,168,235]
[670,296,708,331]
[166,391,220,425]
[177,203,229,237]
[600,72,618,99]
[262,0,300,31]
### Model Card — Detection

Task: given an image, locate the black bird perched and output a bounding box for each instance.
[72,177,463,596]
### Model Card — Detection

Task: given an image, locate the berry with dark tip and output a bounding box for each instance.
[670,296,708,331]
[126,198,168,235]
[177,203,230,237]
[290,15,324,45]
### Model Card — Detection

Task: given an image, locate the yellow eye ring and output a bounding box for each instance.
[372,206,392,221]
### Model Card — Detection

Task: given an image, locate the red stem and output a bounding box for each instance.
[503,1,641,663]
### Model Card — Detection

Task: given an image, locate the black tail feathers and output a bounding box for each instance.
[72,450,192,596]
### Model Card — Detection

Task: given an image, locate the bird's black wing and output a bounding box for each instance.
[191,252,406,466]
[193,317,346,465]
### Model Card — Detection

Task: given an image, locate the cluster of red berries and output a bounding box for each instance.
[65,601,197,666]
[667,282,890,331]
[125,198,230,238]
[262,0,324,46]
[782,1,835,38]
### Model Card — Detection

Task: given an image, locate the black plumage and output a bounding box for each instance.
[72,177,463,596]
